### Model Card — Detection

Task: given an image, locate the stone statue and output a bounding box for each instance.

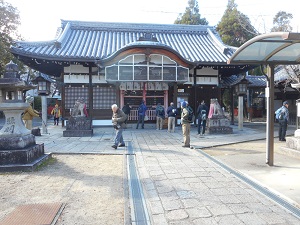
[70,97,88,117]
[207,98,232,134]
[64,97,92,137]
[208,98,225,119]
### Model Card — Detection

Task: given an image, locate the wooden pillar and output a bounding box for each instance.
[61,72,66,127]
[143,82,146,102]
[88,66,93,119]
[193,68,197,112]
[120,90,125,108]
[173,83,178,125]
[164,90,168,109]
[173,83,178,105]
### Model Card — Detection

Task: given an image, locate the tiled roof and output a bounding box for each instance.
[11,20,236,65]
[221,75,267,88]
[246,75,267,87]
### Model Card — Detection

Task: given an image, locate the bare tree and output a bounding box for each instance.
[271,11,293,32]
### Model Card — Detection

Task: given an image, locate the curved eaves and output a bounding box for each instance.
[100,41,194,67]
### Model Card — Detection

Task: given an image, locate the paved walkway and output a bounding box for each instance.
[35,122,293,154]
[1,118,300,224]
[32,122,300,224]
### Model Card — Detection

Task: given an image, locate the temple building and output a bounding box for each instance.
[11,20,251,124]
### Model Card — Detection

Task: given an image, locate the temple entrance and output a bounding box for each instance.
[120,82,168,121]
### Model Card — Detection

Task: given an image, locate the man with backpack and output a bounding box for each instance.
[196,100,209,135]
[155,103,165,130]
[275,101,289,141]
[136,100,147,129]
[167,102,177,133]
[181,101,191,148]
[122,103,131,128]
[186,102,195,125]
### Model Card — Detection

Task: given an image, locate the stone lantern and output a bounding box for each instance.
[0,61,51,171]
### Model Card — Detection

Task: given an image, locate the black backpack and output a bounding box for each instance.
[186,107,194,123]
[122,106,130,115]
[158,107,164,116]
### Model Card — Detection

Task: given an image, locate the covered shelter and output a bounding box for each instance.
[228,32,300,166]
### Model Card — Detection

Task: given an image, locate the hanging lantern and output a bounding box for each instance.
[235,78,248,96]
[32,73,52,96]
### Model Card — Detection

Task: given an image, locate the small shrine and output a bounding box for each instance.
[63,97,93,137]
[207,98,233,134]
[0,61,51,171]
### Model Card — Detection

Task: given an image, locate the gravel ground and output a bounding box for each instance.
[0,154,125,225]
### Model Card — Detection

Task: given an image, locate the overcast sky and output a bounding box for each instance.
[6,0,300,41]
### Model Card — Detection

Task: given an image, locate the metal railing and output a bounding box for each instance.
[128,110,156,121]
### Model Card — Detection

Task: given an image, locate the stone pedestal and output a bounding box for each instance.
[0,103,51,172]
[207,117,233,134]
[281,136,300,159]
[63,117,93,137]
[0,133,35,150]
[0,143,45,165]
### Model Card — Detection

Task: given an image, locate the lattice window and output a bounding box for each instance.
[93,86,116,109]
[65,87,89,109]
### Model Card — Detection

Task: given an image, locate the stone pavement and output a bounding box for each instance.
[31,122,300,224]
[1,118,300,224]
[131,125,300,224]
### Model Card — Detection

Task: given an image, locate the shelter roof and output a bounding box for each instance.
[228,32,300,65]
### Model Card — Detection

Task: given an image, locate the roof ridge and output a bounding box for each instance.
[13,40,56,47]
[61,19,213,33]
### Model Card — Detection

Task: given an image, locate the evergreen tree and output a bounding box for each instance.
[174,0,208,25]
[271,11,293,32]
[0,0,21,74]
[216,0,257,47]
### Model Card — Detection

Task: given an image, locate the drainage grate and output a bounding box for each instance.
[0,203,64,225]
[197,149,300,219]
[127,141,151,225]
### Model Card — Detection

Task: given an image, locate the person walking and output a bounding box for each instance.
[136,100,147,129]
[122,103,131,128]
[167,102,177,132]
[51,104,61,126]
[196,100,209,135]
[22,96,40,130]
[275,101,289,141]
[181,101,191,148]
[111,104,126,149]
[155,103,165,130]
